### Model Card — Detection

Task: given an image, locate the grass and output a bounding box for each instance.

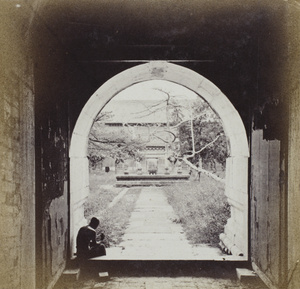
[85,168,141,247]
[86,169,122,214]
[89,167,118,186]
[163,174,230,246]
[95,188,141,247]
[86,167,230,248]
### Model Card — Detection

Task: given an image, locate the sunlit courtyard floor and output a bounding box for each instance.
[92,187,244,261]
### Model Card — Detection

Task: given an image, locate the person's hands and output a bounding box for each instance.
[100,233,105,241]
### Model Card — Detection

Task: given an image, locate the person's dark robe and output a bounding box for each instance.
[76,226,106,259]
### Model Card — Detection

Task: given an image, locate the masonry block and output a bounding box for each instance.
[98,272,110,282]
[69,133,88,158]
[236,268,259,283]
[61,268,80,282]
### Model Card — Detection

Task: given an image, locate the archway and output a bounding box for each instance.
[69,61,249,260]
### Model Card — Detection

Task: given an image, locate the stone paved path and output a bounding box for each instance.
[97,186,240,260]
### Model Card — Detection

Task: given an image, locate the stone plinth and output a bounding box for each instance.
[116,174,190,187]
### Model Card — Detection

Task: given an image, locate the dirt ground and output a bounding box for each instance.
[55,261,268,289]
[55,273,268,289]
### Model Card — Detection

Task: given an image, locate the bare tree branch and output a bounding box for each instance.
[133,105,167,118]
[185,134,222,159]
[190,108,195,156]
[151,130,177,144]
[89,137,126,144]
[181,157,225,183]
[131,100,166,116]
[94,111,113,122]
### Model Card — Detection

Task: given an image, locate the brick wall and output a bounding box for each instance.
[0,2,35,289]
[0,2,70,288]
[32,5,71,288]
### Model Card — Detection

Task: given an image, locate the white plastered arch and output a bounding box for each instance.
[69,61,249,259]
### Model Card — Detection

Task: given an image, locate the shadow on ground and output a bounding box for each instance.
[54,260,268,289]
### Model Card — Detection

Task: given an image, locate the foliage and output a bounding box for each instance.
[88,154,105,169]
[178,102,228,171]
[88,120,146,168]
[88,94,228,173]
[164,175,230,246]
[131,91,228,172]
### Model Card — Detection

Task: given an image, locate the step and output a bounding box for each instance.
[236,268,257,282]
[61,268,80,282]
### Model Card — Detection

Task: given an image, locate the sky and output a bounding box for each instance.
[101,80,204,123]
[111,80,200,101]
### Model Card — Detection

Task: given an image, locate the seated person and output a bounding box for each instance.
[76,217,106,260]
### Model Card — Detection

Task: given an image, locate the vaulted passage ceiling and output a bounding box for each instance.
[34,0,284,62]
[31,0,287,137]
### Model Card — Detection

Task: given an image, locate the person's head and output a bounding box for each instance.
[89,217,100,229]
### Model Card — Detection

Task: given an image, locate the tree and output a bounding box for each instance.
[88,120,147,168]
[88,91,228,179]
[179,117,228,170]
[145,89,228,179]
[88,110,146,168]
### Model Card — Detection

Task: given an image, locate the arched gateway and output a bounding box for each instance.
[69,61,249,259]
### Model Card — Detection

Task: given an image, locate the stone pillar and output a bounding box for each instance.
[220,156,248,257]
[70,156,90,257]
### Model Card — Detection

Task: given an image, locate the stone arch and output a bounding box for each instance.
[69,61,249,259]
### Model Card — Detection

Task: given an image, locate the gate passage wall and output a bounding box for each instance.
[69,61,249,258]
